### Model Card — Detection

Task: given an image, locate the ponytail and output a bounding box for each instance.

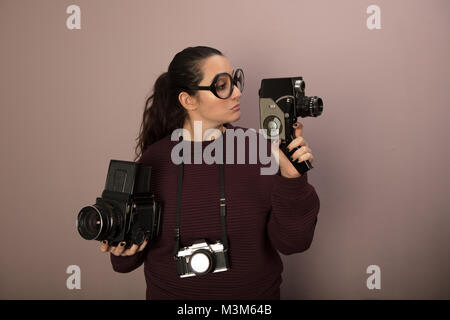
[134,72,185,161]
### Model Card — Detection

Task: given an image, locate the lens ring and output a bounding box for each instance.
[311,97,323,116]
[77,206,103,240]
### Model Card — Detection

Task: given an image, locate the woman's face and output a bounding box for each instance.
[181,55,242,126]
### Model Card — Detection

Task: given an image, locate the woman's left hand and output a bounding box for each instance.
[271,122,315,179]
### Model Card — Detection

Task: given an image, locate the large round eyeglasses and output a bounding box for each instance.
[183,68,244,99]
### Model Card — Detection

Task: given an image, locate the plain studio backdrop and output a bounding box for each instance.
[0,0,449,299]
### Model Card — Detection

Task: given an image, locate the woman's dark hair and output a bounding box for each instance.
[134,46,223,161]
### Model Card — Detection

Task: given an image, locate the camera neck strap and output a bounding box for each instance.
[173,135,229,259]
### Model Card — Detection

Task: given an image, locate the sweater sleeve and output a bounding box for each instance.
[267,172,320,255]
[110,251,146,273]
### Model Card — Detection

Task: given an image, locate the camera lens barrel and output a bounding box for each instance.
[77,204,121,241]
[77,206,103,240]
[298,96,323,117]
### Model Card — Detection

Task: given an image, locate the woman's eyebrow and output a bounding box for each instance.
[206,70,234,84]
[220,70,233,76]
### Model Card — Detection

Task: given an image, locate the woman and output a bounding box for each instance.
[100,46,320,299]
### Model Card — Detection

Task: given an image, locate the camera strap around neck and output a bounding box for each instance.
[173,135,229,259]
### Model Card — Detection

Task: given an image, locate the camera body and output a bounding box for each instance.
[77,160,162,248]
[176,239,230,278]
[259,76,323,175]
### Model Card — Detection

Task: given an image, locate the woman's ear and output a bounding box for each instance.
[178,91,198,111]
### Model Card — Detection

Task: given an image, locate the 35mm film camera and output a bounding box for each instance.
[259,76,323,175]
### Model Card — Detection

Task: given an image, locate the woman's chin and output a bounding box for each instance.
[230,110,241,121]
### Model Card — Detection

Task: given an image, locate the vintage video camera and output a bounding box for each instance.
[259,76,323,175]
[76,160,162,248]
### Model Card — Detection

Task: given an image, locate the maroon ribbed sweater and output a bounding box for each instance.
[110,123,320,299]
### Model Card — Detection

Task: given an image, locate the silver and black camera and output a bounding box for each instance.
[176,239,230,278]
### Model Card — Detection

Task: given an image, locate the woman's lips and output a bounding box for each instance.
[231,103,240,111]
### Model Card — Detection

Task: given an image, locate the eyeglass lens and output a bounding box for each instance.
[214,69,244,99]
[234,69,244,93]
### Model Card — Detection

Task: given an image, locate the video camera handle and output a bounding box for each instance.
[279,132,314,176]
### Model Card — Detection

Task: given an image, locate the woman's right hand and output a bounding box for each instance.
[100,239,148,257]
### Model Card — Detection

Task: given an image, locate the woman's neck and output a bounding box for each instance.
[182,120,225,141]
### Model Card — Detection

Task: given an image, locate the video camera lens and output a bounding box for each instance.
[77,204,122,241]
[298,96,323,117]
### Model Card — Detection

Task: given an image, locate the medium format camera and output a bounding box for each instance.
[176,239,230,278]
[259,76,323,175]
[76,160,162,248]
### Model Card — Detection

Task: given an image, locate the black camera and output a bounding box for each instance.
[176,239,230,278]
[259,76,323,175]
[76,160,162,248]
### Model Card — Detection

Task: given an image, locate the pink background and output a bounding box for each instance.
[0,0,449,299]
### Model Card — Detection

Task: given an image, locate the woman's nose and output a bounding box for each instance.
[232,84,242,99]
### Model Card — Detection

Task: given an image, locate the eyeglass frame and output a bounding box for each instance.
[181,68,244,100]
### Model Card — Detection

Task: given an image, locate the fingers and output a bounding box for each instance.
[291,148,314,164]
[290,146,313,162]
[287,123,314,164]
[295,152,314,164]
[137,239,148,252]
[100,240,110,253]
[287,136,308,151]
[110,241,127,256]
[103,240,149,257]
[122,244,139,256]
